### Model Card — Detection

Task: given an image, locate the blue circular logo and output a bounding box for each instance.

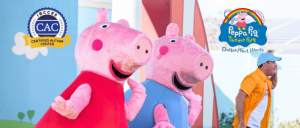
[28,8,67,38]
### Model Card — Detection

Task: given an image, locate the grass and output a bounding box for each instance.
[0,120,35,128]
[220,124,232,128]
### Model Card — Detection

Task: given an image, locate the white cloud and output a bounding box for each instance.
[12,32,48,60]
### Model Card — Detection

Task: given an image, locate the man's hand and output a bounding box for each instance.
[271,65,278,89]
[238,122,246,128]
[273,66,278,74]
[236,90,247,128]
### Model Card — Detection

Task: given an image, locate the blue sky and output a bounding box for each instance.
[0,0,78,124]
[0,1,113,124]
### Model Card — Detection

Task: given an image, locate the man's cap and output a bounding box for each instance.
[257,53,281,66]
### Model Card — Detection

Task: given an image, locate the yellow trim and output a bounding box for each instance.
[23,35,72,48]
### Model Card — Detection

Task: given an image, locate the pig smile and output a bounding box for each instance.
[110,60,132,80]
[172,72,192,90]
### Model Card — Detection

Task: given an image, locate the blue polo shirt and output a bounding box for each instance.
[125,80,190,128]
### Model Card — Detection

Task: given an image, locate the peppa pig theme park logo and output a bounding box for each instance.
[219,8,267,50]
[23,7,71,48]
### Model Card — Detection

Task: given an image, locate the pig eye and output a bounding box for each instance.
[100,24,109,28]
[169,39,177,42]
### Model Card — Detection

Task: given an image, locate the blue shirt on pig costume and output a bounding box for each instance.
[124,80,190,128]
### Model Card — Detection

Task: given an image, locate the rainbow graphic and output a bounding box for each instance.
[223,8,263,25]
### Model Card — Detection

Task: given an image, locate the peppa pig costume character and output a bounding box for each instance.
[35,8,153,128]
[125,23,214,128]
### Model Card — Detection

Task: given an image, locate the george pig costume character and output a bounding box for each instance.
[35,8,153,128]
[125,23,214,128]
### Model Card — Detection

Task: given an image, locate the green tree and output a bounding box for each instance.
[27,110,35,124]
[268,108,278,128]
[219,112,228,126]
[219,105,236,128]
[18,112,25,123]
[278,119,300,128]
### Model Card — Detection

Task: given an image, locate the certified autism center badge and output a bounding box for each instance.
[219,8,267,47]
[23,7,71,48]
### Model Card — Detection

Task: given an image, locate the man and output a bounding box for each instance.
[232,53,281,128]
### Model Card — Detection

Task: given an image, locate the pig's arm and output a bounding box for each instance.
[51,84,91,119]
[124,78,146,121]
[183,90,202,126]
[153,104,175,128]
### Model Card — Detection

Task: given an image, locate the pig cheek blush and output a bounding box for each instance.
[159,46,169,55]
[92,39,103,51]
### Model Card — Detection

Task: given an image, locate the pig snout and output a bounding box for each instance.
[197,54,213,79]
[134,37,152,64]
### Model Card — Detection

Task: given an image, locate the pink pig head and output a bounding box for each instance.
[146,23,214,95]
[75,8,153,84]
[237,12,247,22]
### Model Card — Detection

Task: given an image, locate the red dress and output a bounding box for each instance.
[237,21,247,28]
[35,71,128,128]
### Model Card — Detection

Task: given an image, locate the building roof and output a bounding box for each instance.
[265,18,300,54]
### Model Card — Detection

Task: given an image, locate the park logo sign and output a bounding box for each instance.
[219,8,267,48]
[23,7,71,48]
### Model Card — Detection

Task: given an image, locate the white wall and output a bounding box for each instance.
[272,54,300,127]
[112,0,142,30]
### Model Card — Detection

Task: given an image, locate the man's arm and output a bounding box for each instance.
[236,90,248,128]
[270,72,277,89]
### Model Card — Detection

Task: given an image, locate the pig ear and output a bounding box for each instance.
[166,23,179,36]
[184,34,195,42]
[96,8,109,23]
[117,19,130,27]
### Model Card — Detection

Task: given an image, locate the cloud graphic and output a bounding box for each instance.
[12,32,48,60]
[219,22,267,47]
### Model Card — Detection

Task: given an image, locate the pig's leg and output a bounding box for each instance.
[183,90,202,126]
[124,78,146,121]
[51,84,91,119]
[153,104,175,128]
